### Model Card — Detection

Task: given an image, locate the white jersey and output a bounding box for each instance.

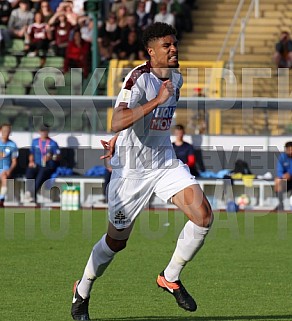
[111,61,183,179]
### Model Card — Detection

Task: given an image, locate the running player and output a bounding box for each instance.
[71,22,213,320]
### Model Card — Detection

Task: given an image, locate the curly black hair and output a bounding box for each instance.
[142,22,177,48]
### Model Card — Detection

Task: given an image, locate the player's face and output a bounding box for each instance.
[285,146,292,157]
[148,35,179,69]
[1,126,11,140]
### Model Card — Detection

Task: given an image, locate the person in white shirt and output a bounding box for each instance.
[71,22,213,321]
[154,2,175,27]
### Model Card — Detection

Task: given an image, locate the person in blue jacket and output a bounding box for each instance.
[24,124,60,203]
[274,141,292,210]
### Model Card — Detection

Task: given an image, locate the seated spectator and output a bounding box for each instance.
[0,0,12,26]
[274,31,292,69]
[98,13,121,61]
[120,13,141,43]
[135,0,152,30]
[111,0,136,15]
[24,124,60,204]
[4,0,34,44]
[274,141,292,211]
[0,0,12,52]
[25,12,49,67]
[154,2,175,27]
[116,5,129,29]
[113,30,141,60]
[39,0,54,23]
[48,12,72,56]
[0,123,18,208]
[172,124,196,176]
[144,0,158,20]
[63,29,90,78]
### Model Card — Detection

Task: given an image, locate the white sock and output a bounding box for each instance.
[164,220,211,282]
[77,234,116,299]
[0,186,7,199]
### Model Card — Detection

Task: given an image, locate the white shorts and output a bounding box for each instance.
[107,163,199,229]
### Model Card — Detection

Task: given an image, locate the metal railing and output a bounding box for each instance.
[228,0,260,81]
[217,0,260,65]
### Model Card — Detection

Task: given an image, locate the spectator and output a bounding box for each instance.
[172,124,196,176]
[63,29,90,78]
[135,0,152,30]
[23,124,60,204]
[111,0,136,15]
[48,12,72,56]
[154,2,175,27]
[113,30,141,60]
[144,0,158,20]
[78,16,93,43]
[120,13,141,42]
[274,141,292,211]
[0,0,12,52]
[274,31,292,69]
[98,12,121,61]
[5,0,33,43]
[39,0,54,23]
[25,12,49,67]
[0,123,18,208]
[116,5,128,29]
[56,0,78,26]
[0,0,12,26]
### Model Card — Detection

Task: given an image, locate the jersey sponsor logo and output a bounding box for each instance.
[150,106,176,131]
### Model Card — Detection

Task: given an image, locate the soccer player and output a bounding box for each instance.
[0,123,18,207]
[274,141,292,210]
[71,22,213,320]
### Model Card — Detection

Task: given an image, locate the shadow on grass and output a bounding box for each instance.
[91,315,292,321]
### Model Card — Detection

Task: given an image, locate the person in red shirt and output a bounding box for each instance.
[25,12,49,67]
[48,12,72,56]
[63,29,90,78]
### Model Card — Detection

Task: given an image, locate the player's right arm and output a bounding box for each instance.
[111,80,174,133]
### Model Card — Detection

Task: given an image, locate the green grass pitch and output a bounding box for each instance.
[0,208,291,321]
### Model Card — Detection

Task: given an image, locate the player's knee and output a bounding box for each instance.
[196,197,213,228]
[106,235,128,252]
